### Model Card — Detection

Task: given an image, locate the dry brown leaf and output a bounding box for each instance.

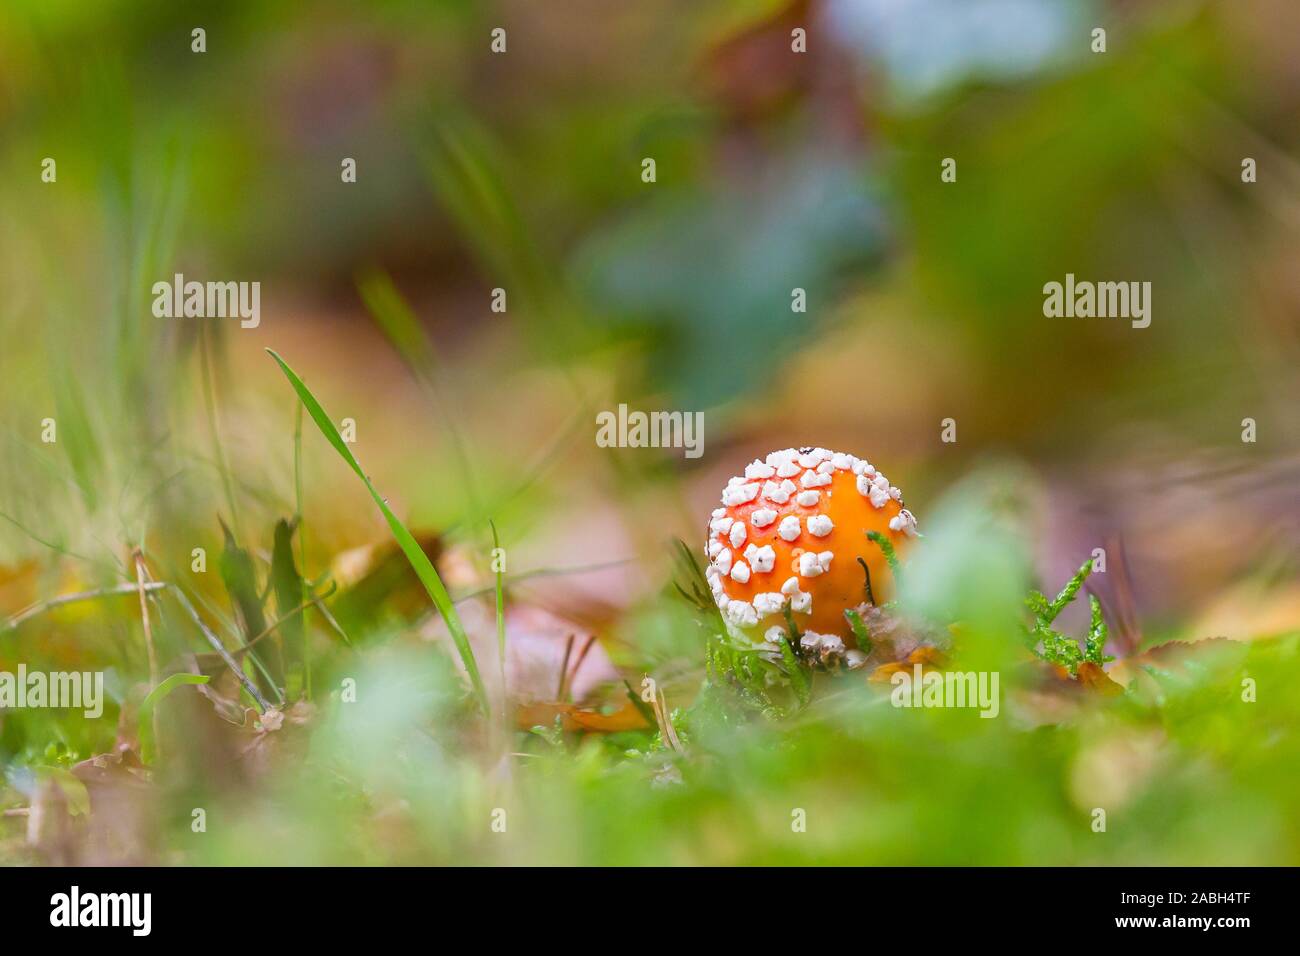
[867,645,948,682]
[1108,637,1247,689]
[1076,661,1124,696]
[515,699,648,733]
[68,743,156,865]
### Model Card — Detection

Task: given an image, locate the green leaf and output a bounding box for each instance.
[271,517,305,690]
[490,519,506,698]
[357,270,438,376]
[265,349,489,715]
[218,517,268,640]
[775,633,811,711]
[139,673,211,763]
[140,672,211,714]
[218,517,280,697]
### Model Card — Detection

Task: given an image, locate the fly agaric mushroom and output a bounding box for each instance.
[705,447,918,668]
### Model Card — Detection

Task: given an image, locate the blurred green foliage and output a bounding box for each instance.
[1,0,1297,865]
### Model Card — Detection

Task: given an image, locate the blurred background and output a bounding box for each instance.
[0,0,1297,865]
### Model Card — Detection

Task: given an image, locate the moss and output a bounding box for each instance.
[1024,559,1115,676]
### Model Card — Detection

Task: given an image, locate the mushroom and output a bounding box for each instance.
[705,447,918,663]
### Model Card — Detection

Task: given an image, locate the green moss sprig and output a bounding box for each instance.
[1025,559,1115,675]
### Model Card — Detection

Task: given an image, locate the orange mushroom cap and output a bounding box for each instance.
[705,447,918,652]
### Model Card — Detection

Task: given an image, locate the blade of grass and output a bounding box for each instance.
[0,509,109,571]
[168,586,271,713]
[132,550,162,758]
[217,518,281,697]
[309,591,353,648]
[271,518,304,695]
[139,673,209,764]
[446,557,635,605]
[190,585,284,706]
[231,585,333,659]
[294,400,312,697]
[199,319,240,535]
[266,349,489,714]
[140,672,211,712]
[424,119,553,318]
[357,270,483,528]
[423,117,586,363]
[489,519,506,708]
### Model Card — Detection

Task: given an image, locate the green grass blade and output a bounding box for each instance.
[356,269,437,374]
[217,517,282,701]
[141,672,211,713]
[490,519,506,700]
[139,673,210,764]
[293,400,312,698]
[265,349,489,714]
[357,270,483,526]
[775,634,810,711]
[271,518,305,696]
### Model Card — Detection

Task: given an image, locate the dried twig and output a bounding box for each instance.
[0,572,294,716]
[2,582,165,634]
[652,688,684,754]
[230,587,334,658]
[167,587,271,713]
[565,635,597,702]
[308,593,353,647]
[556,634,576,701]
[1105,533,1143,656]
[133,549,163,760]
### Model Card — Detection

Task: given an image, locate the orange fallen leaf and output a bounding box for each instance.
[868,646,948,682]
[1076,661,1124,696]
[515,700,649,733]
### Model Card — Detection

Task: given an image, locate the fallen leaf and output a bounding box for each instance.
[515,700,649,733]
[1076,661,1124,696]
